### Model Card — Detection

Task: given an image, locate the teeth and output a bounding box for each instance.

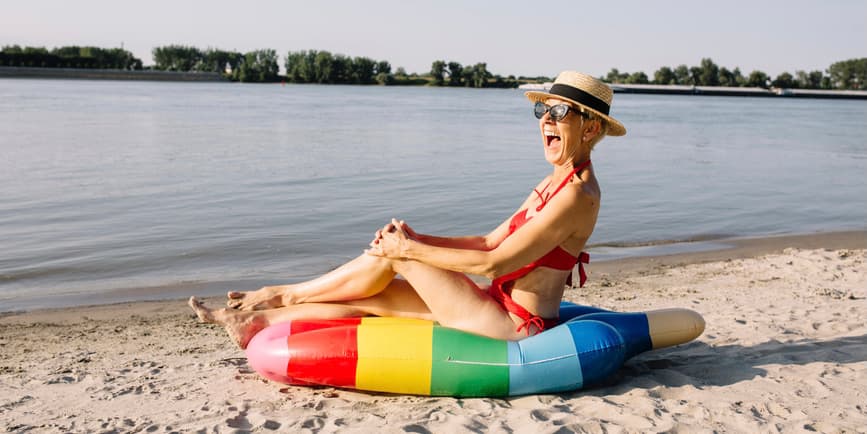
[544,130,559,137]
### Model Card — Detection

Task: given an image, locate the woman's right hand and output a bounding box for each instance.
[398,220,420,241]
[370,220,418,245]
[366,219,414,258]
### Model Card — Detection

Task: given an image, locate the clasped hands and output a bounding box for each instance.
[364,218,417,259]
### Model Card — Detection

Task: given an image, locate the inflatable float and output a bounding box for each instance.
[245,302,705,397]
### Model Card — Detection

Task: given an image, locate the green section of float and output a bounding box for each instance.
[430,327,509,396]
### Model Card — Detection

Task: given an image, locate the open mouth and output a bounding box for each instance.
[545,133,561,147]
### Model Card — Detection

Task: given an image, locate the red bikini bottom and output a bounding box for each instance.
[487,281,559,336]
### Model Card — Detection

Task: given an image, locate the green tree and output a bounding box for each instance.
[828,58,867,90]
[674,65,691,85]
[375,61,391,75]
[653,66,676,85]
[809,70,829,89]
[313,51,334,83]
[430,60,446,86]
[374,60,392,85]
[772,72,795,88]
[351,56,376,84]
[745,70,770,88]
[153,45,202,71]
[807,70,825,89]
[688,66,702,85]
[235,49,279,82]
[718,67,737,87]
[329,54,350,83]
[2,45,24,53]
[604,68,628,83]
[697,58,720,86]
[468,62,492,87]
[303,50,319,82]
[286,50,320,83]
[284,51,305,82]
[625,71,649,84]
[200,48,242,74]
[447,61,463,86]
[461,65,474,87]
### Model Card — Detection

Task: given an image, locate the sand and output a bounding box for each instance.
[1,232,865,433]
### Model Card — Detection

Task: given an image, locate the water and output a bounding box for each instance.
[1,79,865,311]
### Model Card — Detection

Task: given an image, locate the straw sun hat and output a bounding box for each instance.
[525,71,626,136]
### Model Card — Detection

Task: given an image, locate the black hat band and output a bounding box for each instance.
[549,84,610,115]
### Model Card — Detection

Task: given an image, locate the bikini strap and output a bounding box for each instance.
[553,160,591,197]
[536,160,592,212]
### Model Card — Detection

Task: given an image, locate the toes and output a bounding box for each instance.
[188,296,216,323]
[227,291,243,299]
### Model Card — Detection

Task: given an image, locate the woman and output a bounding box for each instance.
[189,71,626,348]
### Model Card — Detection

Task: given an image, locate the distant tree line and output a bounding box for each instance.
[283,50,393,84]
[0,45,142,70]
[428,60,522,88]
[151,45,279,82]
[603,58,867,90]
[3,44,864,90]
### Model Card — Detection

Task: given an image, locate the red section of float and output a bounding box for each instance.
[283,326,359,387]
[289,317,362,335]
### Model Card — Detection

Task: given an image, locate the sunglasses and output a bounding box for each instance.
[534,101,589,122]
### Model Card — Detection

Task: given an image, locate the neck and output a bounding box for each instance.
[552,151,591,179]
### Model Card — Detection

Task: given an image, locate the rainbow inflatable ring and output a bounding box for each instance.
[245,302,705,397]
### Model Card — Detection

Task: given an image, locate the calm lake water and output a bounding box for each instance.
[1,79,865,311]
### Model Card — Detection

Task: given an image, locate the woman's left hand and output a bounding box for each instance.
[365,218,411,259]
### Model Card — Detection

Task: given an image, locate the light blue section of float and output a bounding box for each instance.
[507,325,583,395]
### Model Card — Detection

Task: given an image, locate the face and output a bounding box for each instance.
[538,97,598,165]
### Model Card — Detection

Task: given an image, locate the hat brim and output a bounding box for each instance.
[525,90,626,136]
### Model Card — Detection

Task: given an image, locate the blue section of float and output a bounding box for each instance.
[508,325,583,395]
[575,312,652,359]
[558,302,609,322]
[569,320,626,385]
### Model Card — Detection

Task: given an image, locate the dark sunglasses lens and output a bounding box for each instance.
[550,105,569,121]
[533,102,547,119]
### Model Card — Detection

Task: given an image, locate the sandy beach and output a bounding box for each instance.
[1,231,865,433]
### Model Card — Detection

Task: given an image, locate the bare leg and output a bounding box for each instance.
[386,259,520,340]
[227,254,396,310]
[200,256,524,348]
[192,278,434,348]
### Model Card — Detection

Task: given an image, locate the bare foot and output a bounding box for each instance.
[189,297,268,349]
[226,285,291,311]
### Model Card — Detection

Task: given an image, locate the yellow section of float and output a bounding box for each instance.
[356,317,434,394]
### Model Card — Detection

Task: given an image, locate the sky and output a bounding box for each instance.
[2,0,865,78]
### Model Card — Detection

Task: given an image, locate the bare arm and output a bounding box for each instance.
[369,183,597,279]
[396,187,541,252]
[401,220,508,252]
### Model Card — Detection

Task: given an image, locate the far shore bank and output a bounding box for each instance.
[611,83,867,100]
[2,229,864,316]
[0,66,226,82]
[4,66,867,100]
[520,82,867,100]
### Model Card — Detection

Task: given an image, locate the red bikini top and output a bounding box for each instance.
[492,160,591,289]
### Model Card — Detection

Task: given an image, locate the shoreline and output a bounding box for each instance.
[2,229,864,318]
[3,68,867,100]
[590,229,867,275]
[1,229,864,432]
[0,66,226,82]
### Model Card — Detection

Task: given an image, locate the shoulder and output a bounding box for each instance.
[562,176,601,210]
